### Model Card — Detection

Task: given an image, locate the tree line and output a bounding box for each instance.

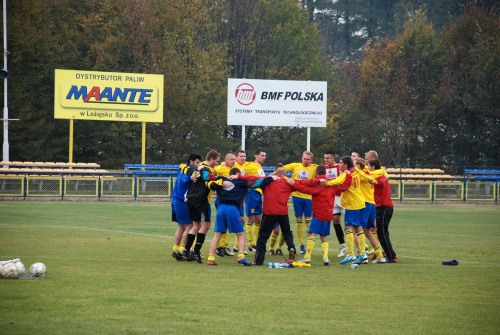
[2,0,498,170]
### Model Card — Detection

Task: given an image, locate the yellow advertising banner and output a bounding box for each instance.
[54,69,164,122]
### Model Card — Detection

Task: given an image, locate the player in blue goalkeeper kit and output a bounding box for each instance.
[171,153,202,261]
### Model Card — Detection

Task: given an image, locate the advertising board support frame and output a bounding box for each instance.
[67,119,149,166]
[69,119,74,164]
[241,126,311,152]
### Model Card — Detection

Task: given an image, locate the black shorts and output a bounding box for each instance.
[188,201,211,222]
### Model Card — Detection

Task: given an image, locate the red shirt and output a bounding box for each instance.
[262,177,295,215]
[237,174,293,215]
[374,176,393,208]
[292,174,336,221]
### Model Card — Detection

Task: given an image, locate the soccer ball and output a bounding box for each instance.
[0,261,12,278]
[13,260,26,276]
[2,262,19,279]
[30,262,47,278]
[0,261,9,277]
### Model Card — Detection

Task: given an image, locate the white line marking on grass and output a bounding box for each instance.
[399,255,500,267]
[0,224,175,239]
[404,231,498,239]
[0,255,142,262]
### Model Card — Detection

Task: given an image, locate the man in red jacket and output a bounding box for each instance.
[368,159,397,263]
[240,166,297,265]
[290,165,352,265]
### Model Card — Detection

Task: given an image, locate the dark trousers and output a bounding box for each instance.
[254,214,296,265]
[376,206,396,260]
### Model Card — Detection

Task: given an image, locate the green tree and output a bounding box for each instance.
[5,1,92,163]
[438,4,500,167]
[147,0,230,164]
[333,11,444,166]
[219,0,328,164]
[74,0,166,167]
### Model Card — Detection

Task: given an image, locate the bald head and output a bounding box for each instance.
[225,153,236,168]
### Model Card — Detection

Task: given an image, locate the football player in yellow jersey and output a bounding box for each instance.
[354,158,385,264]
[323,156,366,265]
[232,150,249,255]
[213,153,237,257]
[284,151,317,254]
[243,149,267,252]
[351,150,368,255]
[364,150,387,256]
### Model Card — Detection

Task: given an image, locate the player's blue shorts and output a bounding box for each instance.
[239,204,244,217]
[245,190,262,216]
[308,217,331,236]
[172,198,192,225]
[214,204,245,233]
[274,221,279,228]
[360,203,376,229]
[344,208,363,227]
[292,197,312,217]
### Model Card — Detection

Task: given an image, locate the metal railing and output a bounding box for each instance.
[0,172,172,200]
[0,172,498,203]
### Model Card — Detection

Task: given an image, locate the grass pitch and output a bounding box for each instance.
[0,201,499,334]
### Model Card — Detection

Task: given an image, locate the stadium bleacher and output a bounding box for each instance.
[1,161,100,168]
[0,161,106,175]
[386,167,444,175]
[465,169,500,180]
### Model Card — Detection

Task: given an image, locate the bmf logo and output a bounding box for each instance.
[235,83,256,106]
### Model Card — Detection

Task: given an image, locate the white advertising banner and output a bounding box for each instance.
[227,78,327,127]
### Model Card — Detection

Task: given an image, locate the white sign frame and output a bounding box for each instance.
[227,78,327,128]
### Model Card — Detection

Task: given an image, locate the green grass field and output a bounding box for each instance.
[0,201,499,334]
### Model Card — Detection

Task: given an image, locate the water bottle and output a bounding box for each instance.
[267,262,291,268]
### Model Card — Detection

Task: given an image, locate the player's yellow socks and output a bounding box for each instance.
[305,218,311,233]
[345,229,354,256]
[374,246,383,259]
[357,231,366,254]
[224,231,231,248]
[270,233,278,249]
[246,223,253,246]
[297,220,304,245]
[179,244,185,253]
[191,236,197,251]
[321,240,329,259]
[373,231,381,245]
[238,253,245,259]
[253,224,260,246]
[305,237,315,259]
[278,234,285,249]
[173,245,180,252]
[218,232,227,248]
[208,254,215,262]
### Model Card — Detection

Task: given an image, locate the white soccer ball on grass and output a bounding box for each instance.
[30,262,47,278]
[0,261,10,277]
[2,262,19,279]
[13,260,26,276]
